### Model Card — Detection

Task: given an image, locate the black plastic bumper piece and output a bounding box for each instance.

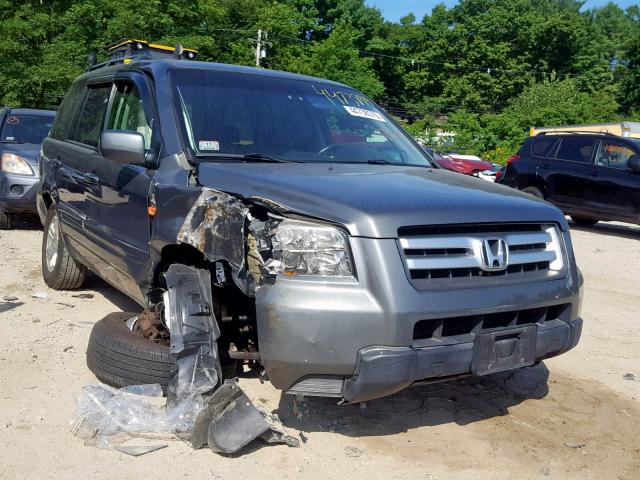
[342,318,583,403]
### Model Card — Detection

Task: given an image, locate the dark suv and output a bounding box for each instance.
[498,133,640,226]
[38,44,583,404]
[0,108,56,228]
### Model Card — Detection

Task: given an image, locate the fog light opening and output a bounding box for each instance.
[9,185,23,196]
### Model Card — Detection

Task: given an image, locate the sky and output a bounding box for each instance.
[366,0,638,23]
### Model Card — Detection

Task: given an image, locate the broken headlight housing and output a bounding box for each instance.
[267,219,353,277]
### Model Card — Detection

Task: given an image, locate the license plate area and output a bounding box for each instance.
[471,325,537,376]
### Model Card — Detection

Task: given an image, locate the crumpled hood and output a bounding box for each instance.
[0,143,40,166]
[196,162,567,238]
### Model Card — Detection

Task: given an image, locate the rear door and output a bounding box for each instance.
[542,137,595,211]
[585,138,640,221]
[84,73,156,302]
[55,82,112,266]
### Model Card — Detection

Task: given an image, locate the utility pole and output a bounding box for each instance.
[255,29,263,67]
[253,30,269,67]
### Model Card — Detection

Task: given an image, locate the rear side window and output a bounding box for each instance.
[556,138,596,163]
[68,84,112,148]
[50,83,82,140]
[530,137,558,157]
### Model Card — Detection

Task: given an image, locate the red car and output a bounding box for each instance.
[443,153,493,175]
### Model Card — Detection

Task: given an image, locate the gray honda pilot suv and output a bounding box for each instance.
[39,47,583,403]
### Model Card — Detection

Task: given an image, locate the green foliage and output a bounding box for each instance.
[0,0,637,159]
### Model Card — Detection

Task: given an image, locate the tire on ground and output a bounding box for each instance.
[571,215,599,227]
[41,206,86,290]
[0,211,12,229]
[521,186,544,199]
[86,312,239,391]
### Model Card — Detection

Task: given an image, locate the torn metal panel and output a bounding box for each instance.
[178,188,247,269]
[176,188,286,296]
[191,380,299,454]
[164,264,221,413]
[177,188,253,294]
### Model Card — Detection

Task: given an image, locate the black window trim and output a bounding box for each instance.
[64,80,114,151]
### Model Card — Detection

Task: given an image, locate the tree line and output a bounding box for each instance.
[0,0,638,162]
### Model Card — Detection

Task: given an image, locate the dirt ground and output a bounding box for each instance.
[0,216,638,480]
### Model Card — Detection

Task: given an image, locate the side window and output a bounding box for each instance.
[50,83,82,140]
[68,85,111,148]
[555,138,596,163]
[530,138,558,157]
[595,140,637,170]
[106,82,152,149]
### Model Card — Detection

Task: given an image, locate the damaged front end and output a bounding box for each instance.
[176,188,354,298]
[73,263,298,455]
[163,263,298,453]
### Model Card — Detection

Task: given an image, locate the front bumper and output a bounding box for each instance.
[0,172,40,213]
[256,236,583,400]
[341,317,582,403]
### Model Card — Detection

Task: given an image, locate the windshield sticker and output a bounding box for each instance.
[343,106,387,123]
[6,116,19,124]
[199,140,220,151]
[312,85,372,108]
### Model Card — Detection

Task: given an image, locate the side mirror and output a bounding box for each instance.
[628,155,640,173]
[100,131,146,165]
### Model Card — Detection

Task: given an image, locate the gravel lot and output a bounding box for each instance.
[0,217,639,480]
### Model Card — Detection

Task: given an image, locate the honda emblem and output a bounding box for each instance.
[480,238,509,271]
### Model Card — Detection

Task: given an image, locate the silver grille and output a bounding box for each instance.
[398,224,566,289]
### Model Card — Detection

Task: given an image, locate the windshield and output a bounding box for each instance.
[1,114,54,144]
[171,69,431,167]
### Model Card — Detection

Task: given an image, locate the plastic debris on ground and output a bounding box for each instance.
[70,383,189,455]
[72,265,299,456]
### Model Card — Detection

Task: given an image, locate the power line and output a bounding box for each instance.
[206,27,608,81]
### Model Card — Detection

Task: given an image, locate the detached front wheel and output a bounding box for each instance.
[41,206,86,290]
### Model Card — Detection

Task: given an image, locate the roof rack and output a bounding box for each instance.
[88,39,198,71]
[536,130,618,137]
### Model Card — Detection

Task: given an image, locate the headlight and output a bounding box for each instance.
[1,153,34,175]
[266,219,354,277]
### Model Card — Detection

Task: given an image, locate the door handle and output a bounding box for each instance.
[50,157,62,168]
[589,171,599,178]
[82,173,100,185]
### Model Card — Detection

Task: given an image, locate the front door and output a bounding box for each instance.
[84,74,156,303]
[585,138,640,222]
[542,137,595,211]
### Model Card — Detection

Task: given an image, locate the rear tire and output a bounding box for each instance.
[571,215,598,227]
[0,211,12,229]
[41,206,86,290]
[521,186,544,199]
[87,312,240,391]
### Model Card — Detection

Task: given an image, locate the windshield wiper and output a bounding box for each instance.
[1,140,24,144]
[242,153,290,163]
[195,152,293,163]
[365,159,392,165]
